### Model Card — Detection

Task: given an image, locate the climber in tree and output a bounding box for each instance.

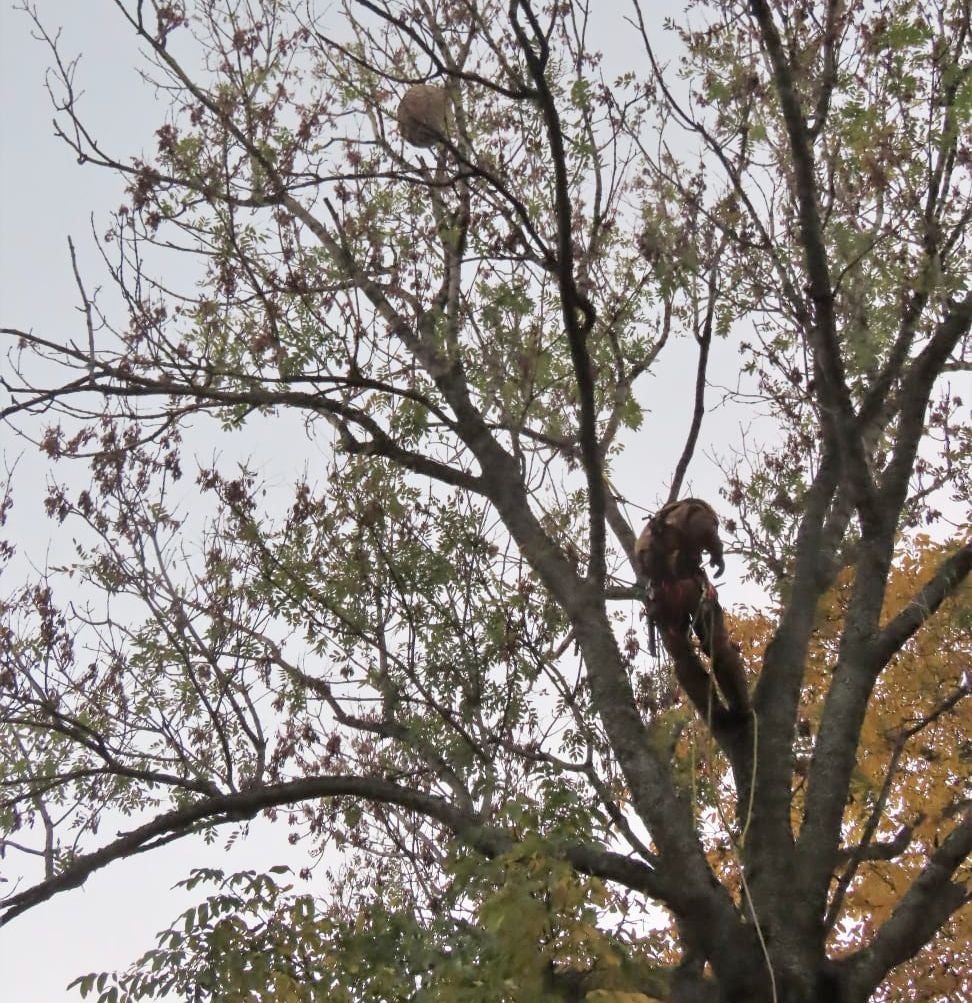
[635,499,750,720]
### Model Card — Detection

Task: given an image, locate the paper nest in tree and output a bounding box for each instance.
[396,84,449,148]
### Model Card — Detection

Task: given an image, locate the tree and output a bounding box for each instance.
[1,2,969,1001]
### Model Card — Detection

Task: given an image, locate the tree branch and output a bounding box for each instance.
[750,444,840,873]
[840,813,972,1000]
[748,0,878,525]
[835,825,916,866]
[508,0,604,585]
[669,257,718,503]
[868,540,972,673]
[807,0,843,138]
[0,773,668,927]
[878,292,972,514]
[825,682,969,931]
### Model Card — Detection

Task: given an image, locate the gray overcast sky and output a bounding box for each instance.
[0,3,760,999]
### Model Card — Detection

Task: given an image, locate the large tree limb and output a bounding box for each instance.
[748,445,839,892]
[1,342,485,494]
[0,773,668,927]
[869,540,972,673]
[879,292,972,513]
[800,540,971,923]
[800,297,972,908]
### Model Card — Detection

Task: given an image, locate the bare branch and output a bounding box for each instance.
[669,256,719,503]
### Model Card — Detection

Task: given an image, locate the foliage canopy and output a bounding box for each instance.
[1,2,970,1002]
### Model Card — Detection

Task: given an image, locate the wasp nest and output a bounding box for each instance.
[396,84,449,148]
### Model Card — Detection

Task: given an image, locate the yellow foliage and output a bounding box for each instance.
[731,533,971,1001]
